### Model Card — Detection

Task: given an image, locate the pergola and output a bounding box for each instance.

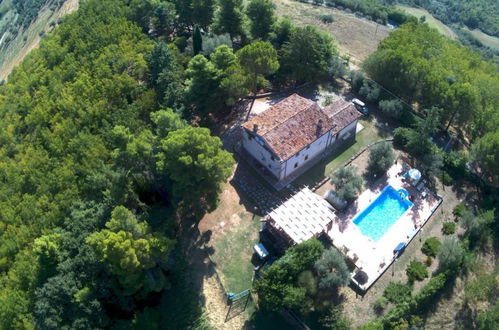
[265,188,336,245]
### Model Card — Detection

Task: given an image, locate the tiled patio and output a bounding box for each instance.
[324,163,441,291]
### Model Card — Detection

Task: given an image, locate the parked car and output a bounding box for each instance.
[352,98,369,115]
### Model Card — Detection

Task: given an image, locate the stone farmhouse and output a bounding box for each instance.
[241,94,362,189]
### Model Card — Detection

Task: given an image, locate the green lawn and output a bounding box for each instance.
[293,118,388,188]
[211,213,261,294]
[396,5,456,39]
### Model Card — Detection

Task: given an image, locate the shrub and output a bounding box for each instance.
[201,34,232,56]
[379,99,403,120]
[442,222,456,235]
[421,237,441,257]
[349,70,365,92]
[320,14,334,24]
[173,36,187,52]
[406,260,428,282]
[425,256,433,266]
[437,237,464,272]
[373,296,389,314]
[477,303,499,329]
[359,81,380,103]
[452,203,467,219]
[318,305,351,329]
[314,248,350,291]
[441,171,453,186]
[393,127,411,149]
[328,57,348,78]
[383,282,412,304]
[367,142,395,176]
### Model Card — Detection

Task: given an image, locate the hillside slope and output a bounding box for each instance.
[0,0,78,81]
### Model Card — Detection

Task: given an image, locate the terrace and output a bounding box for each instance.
[264,162,441,292]
[323,163,442,291]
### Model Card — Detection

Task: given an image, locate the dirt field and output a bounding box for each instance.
[0,0,79,80]
[271,0,391,64]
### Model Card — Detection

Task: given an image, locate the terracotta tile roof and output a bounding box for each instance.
[324,99,363,132]
[242,94,362,161]
[242,94,315,135]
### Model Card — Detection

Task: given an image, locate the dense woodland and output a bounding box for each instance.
[0,0,343,327]
[363,22,499,186]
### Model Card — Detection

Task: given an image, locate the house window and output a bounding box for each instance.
[305,155,309,161]
[255,136,265,146]
[294,163,298,168]
[306,145,310,150]
[271,156,275,161]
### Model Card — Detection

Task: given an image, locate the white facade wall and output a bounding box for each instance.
[282,131,332,179]
[242,129,282,178]
[338,121,357,140]
[242,120,359,182]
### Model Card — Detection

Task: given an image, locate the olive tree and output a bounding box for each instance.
[330,166,363,203]
[367,141,396,176]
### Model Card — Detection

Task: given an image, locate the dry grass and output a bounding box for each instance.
[271,0,391,64]
[396,5,456,39]
[0,0,79,80]
[463,27,499,51]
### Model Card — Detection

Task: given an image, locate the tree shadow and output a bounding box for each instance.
[230,161,286,216]
[159,213,221,328]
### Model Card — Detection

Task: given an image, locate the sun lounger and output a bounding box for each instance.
[421,188,429,198]
[416,180,426,191]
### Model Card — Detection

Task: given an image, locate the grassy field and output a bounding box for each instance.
[463,27,499,51]
[271,0,391,64]
[210,212,261,293]
[396,5,456,39]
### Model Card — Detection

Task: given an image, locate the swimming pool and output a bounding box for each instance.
[353,185,413,242]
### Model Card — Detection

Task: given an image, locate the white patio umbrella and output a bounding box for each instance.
[408,168,421,182]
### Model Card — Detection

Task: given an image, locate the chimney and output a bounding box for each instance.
[316,119,323,136]
[253,124,258,133]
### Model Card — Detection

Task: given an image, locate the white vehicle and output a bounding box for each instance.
[352,98,369,115]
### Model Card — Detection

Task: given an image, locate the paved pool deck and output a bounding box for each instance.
[324,163,441,291]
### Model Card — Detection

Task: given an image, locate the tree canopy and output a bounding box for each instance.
[330,166,363,203]
[0,0,235,326]
[364,21,499,142]
[281,25,336,83]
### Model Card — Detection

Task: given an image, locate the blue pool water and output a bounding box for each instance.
[353,185,413,242]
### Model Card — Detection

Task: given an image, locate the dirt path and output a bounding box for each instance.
[0,0,79,80]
